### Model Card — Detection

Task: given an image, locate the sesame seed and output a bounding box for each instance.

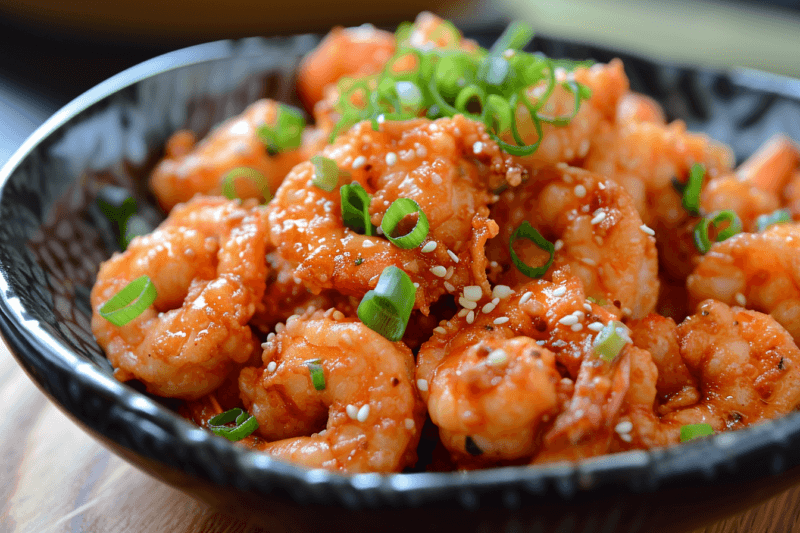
[536,340,546,345]
[487,349,508,366]
[421,241,437,253]
[554,239,564,251]
[492,297,500,305]
[473,141,484,154]
[482,302,496,314]
[357,404,370,422]
[558,315,579,326]
[332,310,345,321]
[640,224,655,236]
[622,307,632,316]
[275,322,285,333]
[260,342,269,349]
[584,303,593,312]
[416,145,427,158]
[570,323,583,332]
[386,152,397,166]
[588,322,605,332]
[574,185,587,198]
[493,285,513,299]
[581,257,597,266]
[431,265,447,277]
[572,310,585,319]
[458,309,470,317]
[466,310,476,324]
[267,361,277,373]
[434,326,447,335]
[735,292,746,306]
[493,316,510,325]
[445,267,454,280]
[591,211,606,225]
[615,421,633,434]
[520,291,533,304]
[444,281,456,292]
[447,249,460,263]
[377,114,386,124]
[556,162,568,169]
[413,282,420,288]
[574,409,585,418]
[463,286,482,301]
[362,240,375,248]
[562,174,573,184]
[619,433,633,443]
[352,155,366,169]
[405,418,415,430]
[552,286,567,297]
[417,378,429,391]
[267,332,276,341]
[598,182,606,190]
[459,297,478,310]
[346,404,359,420]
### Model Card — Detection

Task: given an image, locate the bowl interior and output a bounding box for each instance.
[4,28,800,518]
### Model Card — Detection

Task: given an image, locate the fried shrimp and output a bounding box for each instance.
[267,116,523,313]
[618,300,800,449]
[149,99,307,212]
[238,309,425,473]
[91,197,268,399]
[687,223,800,344]
[488,164,659,319]
[417,272,630,465]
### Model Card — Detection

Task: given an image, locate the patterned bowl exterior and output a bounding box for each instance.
[3,28,800,533]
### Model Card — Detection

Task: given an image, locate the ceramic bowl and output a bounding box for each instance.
[3,28,800,533]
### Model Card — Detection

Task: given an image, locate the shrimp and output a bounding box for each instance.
[687,223,800,344]
[510,59,629,168]
[417,272,630,466]
[296,24,395,111]
[267,116,524,313]
[238,309,425,473]
[91,197,268,399]
[616,300,800,449]
[149,99,308,212]
[488,164,659,319]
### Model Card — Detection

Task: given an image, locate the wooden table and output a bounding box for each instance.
[2,343,799,533]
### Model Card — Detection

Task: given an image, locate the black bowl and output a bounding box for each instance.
[3,29,800,533]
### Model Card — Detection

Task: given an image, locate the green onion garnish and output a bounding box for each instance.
[221,167,272,202]
[756,208,792,232]
[340,182,377,235]
[305,359,326,391]
[681,163,705,216]
[395,81,424,112]
[310,156,340,192]
[488,20,535,55]
[208,408,259,441]
[256,104,305,154]
[509,221,555,278]
[380,198,430,249]
[693,210,742,254]
[97,187,146,250]
[680,423,714,442]
[357,266,416,341]
[593,320,631,362]
[99,275,157,326]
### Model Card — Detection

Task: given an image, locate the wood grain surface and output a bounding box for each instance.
[2,341,800,533]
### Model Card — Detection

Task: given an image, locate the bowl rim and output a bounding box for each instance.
[3,31,800,507]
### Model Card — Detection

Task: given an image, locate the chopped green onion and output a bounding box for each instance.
[509,221,555,278]
[380,198,430,249]
[99,275,157,326]
[593,321,631,362]
[680,423,714,442]
[208,408,259,441]
[483,56,510,87]
[357,266,416,341]
[305,359,326,391]
[693,210,742,254]
[682,163,705,216]
[256,104,305,154]
[489,20,535,54]
[221,167,272,202]
[756,208,792,232]
[310,156,340,192]
[122,215,151,249]
[395,81,424,112]
[97,187,142,250]
[355,256,364,265]
[340,182,377,236]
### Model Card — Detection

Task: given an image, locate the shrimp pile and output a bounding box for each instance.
[92,13,800,474]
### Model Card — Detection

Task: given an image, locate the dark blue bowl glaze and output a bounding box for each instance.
[3,30,800,533]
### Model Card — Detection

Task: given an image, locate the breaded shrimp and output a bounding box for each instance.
[91,197,269,399]
[267,116,524,313]
[488,164,659,319]
[297,24,395,111]
[149,99,308,212]
[238,309,425,473]
[417,272,630,466]
[617,301,800,449]
[687,223,800,344]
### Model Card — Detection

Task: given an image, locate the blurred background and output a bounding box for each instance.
[2,0,800,164]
